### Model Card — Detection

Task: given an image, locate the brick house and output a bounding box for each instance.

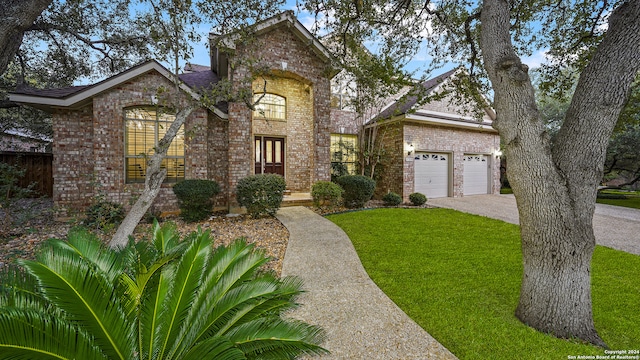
[369,69,501,201]
[10,11,500,215]
[0,129,52,153]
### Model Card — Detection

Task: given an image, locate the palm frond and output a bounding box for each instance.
[0,265,48,311]
[149,228,212,359]
[138,263,175,360]
[0,308,108,360]
[151,220,183,257]
[18,243,136,360]
[180,337,246,360]
[50,228,124,284]
[228,318,328,359]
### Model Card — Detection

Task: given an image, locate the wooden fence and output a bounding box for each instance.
[0,152,53,197]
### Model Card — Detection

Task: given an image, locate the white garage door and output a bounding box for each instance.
[414,153,449,198]
[463,155,489,195]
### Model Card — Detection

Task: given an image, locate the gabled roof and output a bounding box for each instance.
[9,60,228,118]
[372,69,497,133]
[211,11,335,66]
[2,128,52,142]
[377,69,457,120]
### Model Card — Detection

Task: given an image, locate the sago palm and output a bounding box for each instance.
[0,221,327,359]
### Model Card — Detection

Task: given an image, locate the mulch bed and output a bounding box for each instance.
[0,198,289,275]
[1,198,430,275]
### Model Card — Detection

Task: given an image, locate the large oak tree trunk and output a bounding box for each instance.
[0,0,52,76]
[480,0,640,347]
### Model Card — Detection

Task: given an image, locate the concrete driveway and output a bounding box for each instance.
[428,194,640,256]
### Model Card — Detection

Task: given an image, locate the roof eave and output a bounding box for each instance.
[9,60,228,119]
[405,112,498,133]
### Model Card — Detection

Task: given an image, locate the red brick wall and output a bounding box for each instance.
[374,122,404,197]
[52,107,94,215]
[207,113,229,209]
[402,122,501,200]
[227,23,332,207]
[53,71,210,215]
[330,109,359,135]
[373,120,501,202]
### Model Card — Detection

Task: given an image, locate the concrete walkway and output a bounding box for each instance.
[277,207,458,360]
[429,194,640,255]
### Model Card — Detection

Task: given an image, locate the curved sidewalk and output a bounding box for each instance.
[277,206,457,360]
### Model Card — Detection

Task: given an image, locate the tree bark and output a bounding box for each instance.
[480,0,640,347]
[0,0,52,76]
[109,105,197,248]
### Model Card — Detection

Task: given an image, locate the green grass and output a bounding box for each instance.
[327,208,640,360]
[597,190,640,209]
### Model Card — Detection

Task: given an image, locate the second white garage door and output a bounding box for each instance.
[414,153,449,198]
[463,155,489,195]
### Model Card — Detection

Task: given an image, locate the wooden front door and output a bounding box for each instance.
[255,136,285,177]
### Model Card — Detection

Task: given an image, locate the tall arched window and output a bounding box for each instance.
[252,93,286,120]
[124,107,185,183]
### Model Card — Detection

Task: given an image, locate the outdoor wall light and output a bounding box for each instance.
[494,149,503,157]
[407,143,415,156]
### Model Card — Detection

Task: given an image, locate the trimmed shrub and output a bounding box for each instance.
[84,200,125,232]
[237,174,286,218]
[409,192,427,206]
[311,181,344,210]
[382,192,402,206]
[335,175,375,209]
[172,179,221,222]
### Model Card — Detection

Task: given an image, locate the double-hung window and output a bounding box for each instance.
[124,107,185,183]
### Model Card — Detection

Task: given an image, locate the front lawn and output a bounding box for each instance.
[327,208,640,359]
[597,189,640,209]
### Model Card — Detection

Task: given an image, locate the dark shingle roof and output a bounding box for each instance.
[12,61,228,114]
[184,63,211,72]
[376,69,457,121]
[178,68,228,113]
[15,85,90,98]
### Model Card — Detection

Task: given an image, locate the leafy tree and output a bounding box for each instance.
[603,124,640,189]
[0,221,328,359]
[0,0,158,138]
[304,0,640,347]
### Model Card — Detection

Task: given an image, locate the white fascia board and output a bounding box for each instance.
[405,112,497,132]
[413,108,494,125]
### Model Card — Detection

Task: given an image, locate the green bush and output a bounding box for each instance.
[335,175,375,209]
[382,192,402,206]
[83,200,125,232]
[312,181,344,210]
[409,192,427,206]
[236,174,286,218]
[172,179,220,222]
[0,221,328,359]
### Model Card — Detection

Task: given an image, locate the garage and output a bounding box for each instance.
[414,153,449,198]
[463,154,489,195]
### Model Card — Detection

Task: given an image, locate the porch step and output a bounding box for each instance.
[282,192,313,207]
